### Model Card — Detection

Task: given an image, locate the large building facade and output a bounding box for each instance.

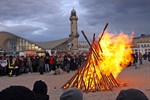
[132,34,150,54]
[0,31,44,55]
[0,31,75,56]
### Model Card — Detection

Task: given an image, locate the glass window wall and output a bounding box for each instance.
[5,37,44,52]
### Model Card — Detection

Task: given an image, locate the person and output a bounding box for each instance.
[56,54,64,69]
[45,51,50,57]
[0,57,7,76]
[14,57,19,76]
[8,56,15,77]
[116,88,148,100]
[33,80,49,100]
[148,52,150,62]
[44,56,50,72]
[134,52,139,69]
[38,56,45,75]
[0,86,37,100]
[60,87,83,100]
[26,56,33,73]
[32,56,39,72]
[63,55,71,73]
[139,52,143,65]
[49,55,54,72]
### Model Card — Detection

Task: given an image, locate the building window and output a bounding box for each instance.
[145,49,147,51]
[5,38,17,52]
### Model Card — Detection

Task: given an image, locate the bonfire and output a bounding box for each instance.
[62,23,134,92]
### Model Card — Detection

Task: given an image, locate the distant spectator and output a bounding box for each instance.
[0,57,7,76]
[14,57,19,76]
[33,80,49,100]
[63,55,71,73]
[148,52,150,62]
[44,56,50,72]
[8,56,15,77]
[134,52,138,63]
[116,88,148,100]
[49,55,54,71]
[60,87,83,100]
[134,52,139,69]
[143,53,147,60]
[0,86,37,100]
[32,56,39,72]
[139,52,143,65]
[45,51,50,57]
[38,57,45,75]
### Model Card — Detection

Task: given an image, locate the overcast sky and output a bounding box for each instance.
[0,0,150,42]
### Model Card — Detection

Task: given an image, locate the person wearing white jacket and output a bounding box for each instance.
[0,57,8,76]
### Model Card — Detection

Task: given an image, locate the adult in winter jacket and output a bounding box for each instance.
[38,57,45,75]
[60,87,83,100]
[0,86,37,100]
[116,88,148,100]
[33,80,49,100]
[0,57,7,76]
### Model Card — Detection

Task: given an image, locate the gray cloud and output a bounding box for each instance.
[0,0,72,41]
[0,0,150,42]
[78,0,150,37]
[0,0,60,20]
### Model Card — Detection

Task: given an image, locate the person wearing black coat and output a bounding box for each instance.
[33,80,49,100]
[0,86,37,100]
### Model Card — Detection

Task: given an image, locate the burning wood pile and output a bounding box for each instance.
[62,23,133,92]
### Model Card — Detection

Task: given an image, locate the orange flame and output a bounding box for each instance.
[62,31,134,91]
[93,32,134,78]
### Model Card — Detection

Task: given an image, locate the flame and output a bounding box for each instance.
[92,32,133,78]
[62,31,134,91]
[79,32,133,90]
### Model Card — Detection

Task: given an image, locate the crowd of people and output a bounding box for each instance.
[0,52,87,77]
[131,52,150,69]
[0,51,150,77]
[0,80,148,100]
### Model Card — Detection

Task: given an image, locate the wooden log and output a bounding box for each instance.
[102,74,113,90]
[93,65,101,91]
[98,23,109,53]
[98,23,109,42]
[93,33,96,44]
[81,30,100,60]
[78,62,90,90]
[110,73,119,86]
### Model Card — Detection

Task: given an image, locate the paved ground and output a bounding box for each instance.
[0,60,150,100]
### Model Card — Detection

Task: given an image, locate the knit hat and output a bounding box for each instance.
[60,88,83,100]
[116,88,148,100]
[33,80,48,95]
[0,86,36,100]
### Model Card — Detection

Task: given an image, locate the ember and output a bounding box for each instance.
[62,23,134,92]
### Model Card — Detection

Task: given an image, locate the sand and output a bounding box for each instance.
[0,60,150,100]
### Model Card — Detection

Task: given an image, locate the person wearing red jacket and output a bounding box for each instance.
[49,55,54,71]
